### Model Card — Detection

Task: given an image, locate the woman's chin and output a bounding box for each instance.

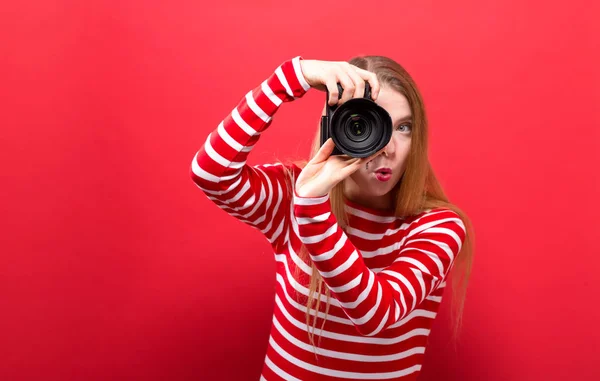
[348,173,398,197]
[361,184,393,198]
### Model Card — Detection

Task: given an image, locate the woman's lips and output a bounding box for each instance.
[375,173,392,182]
[374,168,392,182]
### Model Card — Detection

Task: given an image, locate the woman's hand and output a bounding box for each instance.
[295,59,384,198]
[300,59,381,106]
[295,138,384,198]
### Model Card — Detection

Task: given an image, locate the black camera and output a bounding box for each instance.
[320,82,393,158]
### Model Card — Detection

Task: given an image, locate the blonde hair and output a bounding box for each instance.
[279,55,475,357]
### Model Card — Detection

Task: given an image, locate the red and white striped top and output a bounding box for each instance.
[190,56,466,380]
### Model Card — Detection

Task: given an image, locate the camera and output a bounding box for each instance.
[320,82,393,158]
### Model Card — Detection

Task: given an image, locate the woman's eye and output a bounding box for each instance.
[396,123,412,132]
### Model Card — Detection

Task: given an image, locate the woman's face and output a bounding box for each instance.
[343,86,413,207]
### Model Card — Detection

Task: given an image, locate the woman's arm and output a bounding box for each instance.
[293,191,466,336]
[190,56,311,247]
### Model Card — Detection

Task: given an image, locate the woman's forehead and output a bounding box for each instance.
[376,87,412,123]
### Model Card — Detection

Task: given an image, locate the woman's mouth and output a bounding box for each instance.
[375,168,392,182]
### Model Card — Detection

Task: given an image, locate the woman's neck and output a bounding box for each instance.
[342,182,394,211]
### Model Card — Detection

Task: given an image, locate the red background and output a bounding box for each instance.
[1,1,598,380]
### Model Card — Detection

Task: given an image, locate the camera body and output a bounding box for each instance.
[320,82,393,158]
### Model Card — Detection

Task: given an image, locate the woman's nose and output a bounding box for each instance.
[383,138,395,156]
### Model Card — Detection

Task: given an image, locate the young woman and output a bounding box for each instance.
[190,56,474,380]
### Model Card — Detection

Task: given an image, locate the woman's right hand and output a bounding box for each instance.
[299,59,380,106]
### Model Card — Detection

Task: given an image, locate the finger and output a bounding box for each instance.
[336,70,355,105]
[354,67,380,101]
[363,144,387,163]
[359,150,383,170]
[325,78,339,106]
[346,66,365,99]
[338,157,363,178]
[365,150,384,163]
[311,138,335,163]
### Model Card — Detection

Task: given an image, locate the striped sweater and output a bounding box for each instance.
[190,56,466,380]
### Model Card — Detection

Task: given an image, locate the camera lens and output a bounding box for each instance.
[329,99,393,158]
[346,115,371,142]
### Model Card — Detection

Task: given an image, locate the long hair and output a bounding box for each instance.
[280,55,475,357]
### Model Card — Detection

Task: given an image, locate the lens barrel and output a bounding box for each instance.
[329,98,392,158]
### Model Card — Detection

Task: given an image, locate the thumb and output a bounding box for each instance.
[311,138,335,164]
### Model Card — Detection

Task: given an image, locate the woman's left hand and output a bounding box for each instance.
[295,138,383,198]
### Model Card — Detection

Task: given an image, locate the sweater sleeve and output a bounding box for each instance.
[189,56,311,247]
[292,190,466,337]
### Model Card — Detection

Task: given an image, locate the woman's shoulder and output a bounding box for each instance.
[419,206,459,216]
[407,206,463,226]
[404,206,465,237]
